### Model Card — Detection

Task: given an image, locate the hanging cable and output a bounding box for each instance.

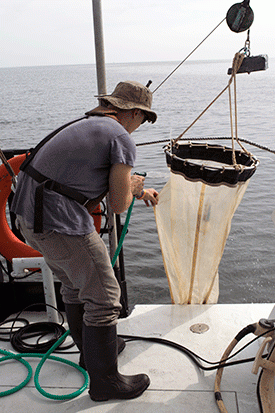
[172,52,244,146]
[152,17,226,94]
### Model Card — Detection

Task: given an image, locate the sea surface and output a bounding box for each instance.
[1,59,275,307]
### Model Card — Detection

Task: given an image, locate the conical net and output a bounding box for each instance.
[155,142,258,304]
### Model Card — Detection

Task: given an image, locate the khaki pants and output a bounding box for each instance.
[16,216,122,326]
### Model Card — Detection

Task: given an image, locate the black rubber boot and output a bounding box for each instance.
[64,303,85,368]
[83,323,150,401]
[64,303,126,370]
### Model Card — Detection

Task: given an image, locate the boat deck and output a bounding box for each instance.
[1,303,275,412]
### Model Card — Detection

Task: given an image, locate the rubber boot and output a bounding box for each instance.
[64,303,126,370]
[64,303,85,368]
[83,323,150,401]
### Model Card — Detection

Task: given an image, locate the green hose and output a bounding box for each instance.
[0,330,88,399]
[34,330,88,400]
[111,198,135,266]
[0,350,32,396]
[0,199,135,399]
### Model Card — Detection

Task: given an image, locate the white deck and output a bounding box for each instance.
[1,303,275,412]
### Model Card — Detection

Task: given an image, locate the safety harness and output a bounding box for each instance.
[20,107,119,233]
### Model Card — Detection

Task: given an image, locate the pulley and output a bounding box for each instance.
[226,1,254,33]
[227,15,269,75]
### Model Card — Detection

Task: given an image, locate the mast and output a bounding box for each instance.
[92,0,107,96]
[91,0,128,317]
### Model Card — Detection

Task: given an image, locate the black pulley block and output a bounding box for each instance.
[226,1,254,33]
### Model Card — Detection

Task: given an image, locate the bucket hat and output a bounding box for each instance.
[100,81,157,124]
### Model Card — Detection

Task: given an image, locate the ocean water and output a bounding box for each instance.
[1,59,275,306]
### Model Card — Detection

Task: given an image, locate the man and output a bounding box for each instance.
[11,80,158,401]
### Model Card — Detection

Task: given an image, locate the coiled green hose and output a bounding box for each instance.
[0,330,88,399]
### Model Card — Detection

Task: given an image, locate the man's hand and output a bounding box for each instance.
[131,174,145,196]
[142,188,159,206]
[131,174,158,206]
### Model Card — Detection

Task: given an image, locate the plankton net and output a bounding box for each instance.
[154,142,258,304]
[154,52,260,304]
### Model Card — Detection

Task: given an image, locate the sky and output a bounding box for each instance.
[1,0,274,68]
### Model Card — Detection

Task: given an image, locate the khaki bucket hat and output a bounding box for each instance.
[100,80,157,124]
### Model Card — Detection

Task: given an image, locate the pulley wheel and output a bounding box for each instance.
[226,2,254,33]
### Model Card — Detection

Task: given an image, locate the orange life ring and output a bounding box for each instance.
[0,154,41,262]
[0,154,101,262]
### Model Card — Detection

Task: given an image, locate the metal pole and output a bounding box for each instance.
[92,0,107,96]
[12,257,59,323]
[92,0,117,260]
[91,0,128,316]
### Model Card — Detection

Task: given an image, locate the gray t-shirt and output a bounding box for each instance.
[11,116,136,234]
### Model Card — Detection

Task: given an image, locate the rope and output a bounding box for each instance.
[139,47,274,155]
[172,52,245,147]
[136,137,275,155]
[227,53,255,168]
[229,53,246,167]
[159,51,261,172]
[214,338,238,413]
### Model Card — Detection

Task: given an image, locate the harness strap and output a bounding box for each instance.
[27,165,90,205]
[24,165,107,233]
[25,165,90,233]
[20,110,115,233]
[34,180,49,234]
[20,115,88,173]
